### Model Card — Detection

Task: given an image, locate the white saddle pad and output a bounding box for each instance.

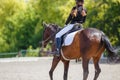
[62,30,80,46]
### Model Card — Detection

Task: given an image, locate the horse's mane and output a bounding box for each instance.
[49,23,62,32]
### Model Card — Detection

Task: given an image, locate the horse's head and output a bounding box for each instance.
[42,22,60,47]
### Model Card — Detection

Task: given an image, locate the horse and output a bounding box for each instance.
[41,23,116,80]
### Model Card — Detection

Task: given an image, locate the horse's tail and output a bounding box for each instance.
[101,34,116,58]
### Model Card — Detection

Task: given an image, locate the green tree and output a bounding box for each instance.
[85,0,120,45]
[0,0,23,52]
[0,0,119,53]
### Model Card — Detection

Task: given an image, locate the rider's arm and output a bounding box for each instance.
[65,7,76,25]
[65,14,72,25]
[81,9,87,23]
[82,16,86,23]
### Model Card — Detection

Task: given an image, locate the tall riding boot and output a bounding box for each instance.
[55,38,62,56]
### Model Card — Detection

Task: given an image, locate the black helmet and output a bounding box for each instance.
[75,0,84,2]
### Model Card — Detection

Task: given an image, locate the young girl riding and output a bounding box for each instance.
[55,0,87,56]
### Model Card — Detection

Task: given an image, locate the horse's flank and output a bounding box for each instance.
[61,28,105,60]
[62,31,81,59]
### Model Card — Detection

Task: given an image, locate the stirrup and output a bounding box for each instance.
[50,50,60,56]
[55,53,60,57]
[55,49,60,56]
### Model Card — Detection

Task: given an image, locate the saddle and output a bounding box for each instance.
[62,23,83,46]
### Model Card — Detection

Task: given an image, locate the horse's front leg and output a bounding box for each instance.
[49,56,60,80]
[82,58,90,80]
[63,60,70,80]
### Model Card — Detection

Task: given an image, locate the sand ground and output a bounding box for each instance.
[0,57,120,80]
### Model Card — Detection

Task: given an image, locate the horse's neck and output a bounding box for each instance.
[51,27,61,43]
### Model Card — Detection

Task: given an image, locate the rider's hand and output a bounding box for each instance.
[71,9,77,17]
[81,10,87,17]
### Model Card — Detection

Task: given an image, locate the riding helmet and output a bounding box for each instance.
[75,0,84,2]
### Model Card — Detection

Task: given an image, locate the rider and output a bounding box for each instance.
[55,0,87,56]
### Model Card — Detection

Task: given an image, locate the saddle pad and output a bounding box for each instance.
[62,30,81,46]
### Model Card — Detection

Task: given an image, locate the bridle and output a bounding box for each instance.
[40,26,57,46]
[42,32,55,44]
[39,24,60,54]
[39,31,56,54]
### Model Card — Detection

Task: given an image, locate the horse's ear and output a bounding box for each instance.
[42,22,48,28]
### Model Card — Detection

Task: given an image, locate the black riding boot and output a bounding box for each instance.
[55,38,62,56]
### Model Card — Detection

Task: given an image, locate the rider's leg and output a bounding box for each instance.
[55,38,62,56]
[55,24,74,56]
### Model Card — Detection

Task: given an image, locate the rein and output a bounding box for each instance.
[42,33,56,44]
[39,23,61,55]
[42,25,60,44]
[39,24,61,49]
[39,32,55,54]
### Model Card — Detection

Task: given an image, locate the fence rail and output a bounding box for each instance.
[0,52,18,56]
[0,49,50,58]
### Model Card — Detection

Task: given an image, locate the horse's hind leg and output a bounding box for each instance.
[82,58,90,80]
[93,45,105,80]
[49,56,60,80]
[63,60,70,80]
[93,56,101,80]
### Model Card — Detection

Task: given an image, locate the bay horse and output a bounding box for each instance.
[41,23,116,80]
